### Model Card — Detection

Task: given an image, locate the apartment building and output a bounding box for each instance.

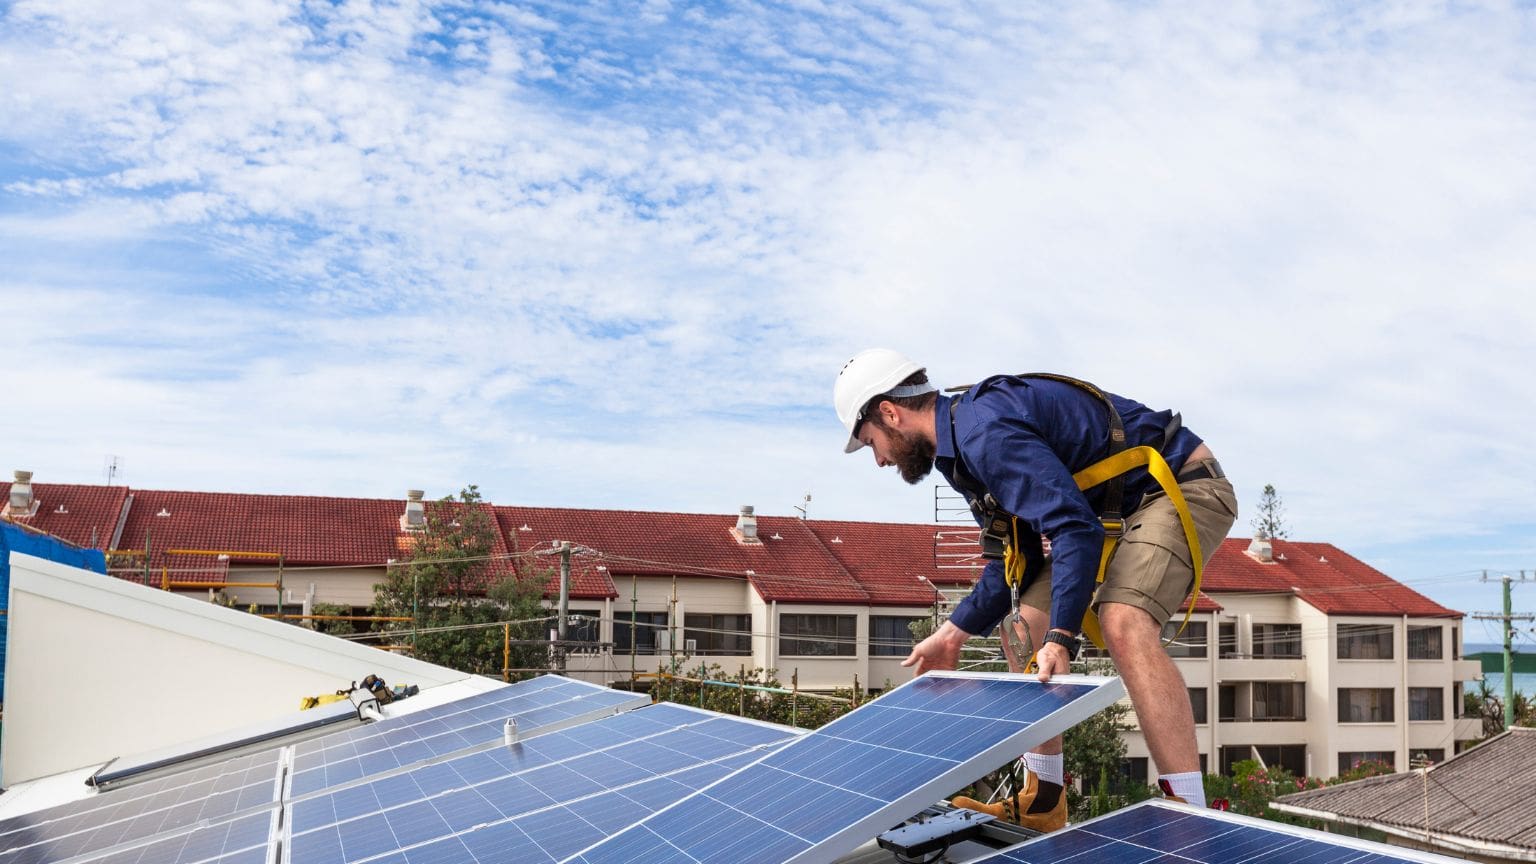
[1115,536,1484,781]
[3,471,1481,778]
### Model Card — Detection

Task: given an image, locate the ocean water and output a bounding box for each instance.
[1477,671,1536,697]
[1465,642,1536,697]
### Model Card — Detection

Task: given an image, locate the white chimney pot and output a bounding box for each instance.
[9,470,35,515]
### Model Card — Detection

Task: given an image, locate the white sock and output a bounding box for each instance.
[1024,751,1065,787]
[1159,771,1205,808]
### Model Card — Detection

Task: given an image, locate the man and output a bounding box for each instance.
[834,349,1236,831]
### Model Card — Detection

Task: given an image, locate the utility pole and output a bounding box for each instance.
[1474,570,1535,731]
[556,541,571,672]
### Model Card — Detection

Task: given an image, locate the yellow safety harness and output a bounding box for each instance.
[953,374,1204,651]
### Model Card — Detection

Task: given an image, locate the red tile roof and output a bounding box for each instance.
[0,482,128,549]
[1199,538,1458,618]
[495,506,870,604]
[114,489,519,588]
[802,519,980,606]
[3,480,1456,619]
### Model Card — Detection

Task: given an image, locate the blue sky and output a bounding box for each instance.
[3,0,1534,629]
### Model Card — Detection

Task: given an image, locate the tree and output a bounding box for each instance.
[1202,760,1324,827]
[1250,484,1290,540]
[373,485,550,677]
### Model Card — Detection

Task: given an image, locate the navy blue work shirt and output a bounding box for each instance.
[936,375,1204,638]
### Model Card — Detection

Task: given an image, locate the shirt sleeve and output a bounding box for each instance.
[946,558,1010,637]
[962,411,1106,635]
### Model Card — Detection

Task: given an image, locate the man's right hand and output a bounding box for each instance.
[902,620,971,674]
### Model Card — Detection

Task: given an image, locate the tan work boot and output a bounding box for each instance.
[950,772,1067,833]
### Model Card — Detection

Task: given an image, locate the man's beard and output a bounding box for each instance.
[888,426,936,485]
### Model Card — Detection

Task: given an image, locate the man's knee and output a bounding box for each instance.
[1098,602,1162,652]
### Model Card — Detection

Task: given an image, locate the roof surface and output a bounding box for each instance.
[3,480,1458,616]
[1276,727,1536,851]
[1201,538,1458,618]
[0,482,127,549]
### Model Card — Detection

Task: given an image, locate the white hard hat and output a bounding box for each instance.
[833,348,935,453]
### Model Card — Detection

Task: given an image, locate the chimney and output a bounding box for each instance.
[7,470,37,518]
[732,505,761,545]
[401,489,427,530]
[1246,533,1273,564]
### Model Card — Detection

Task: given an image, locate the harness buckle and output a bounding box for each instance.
[1101,517,1125,539]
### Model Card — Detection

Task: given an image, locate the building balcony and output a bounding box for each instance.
[1210,720,1310,744]
[1452,658,1482,682]
[1454,717,1484,741]
[1214,656,1308,682]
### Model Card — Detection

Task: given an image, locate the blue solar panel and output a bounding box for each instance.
[566,671,1125,864]
[282,703,797,864]
[289,676,647,796]
[76,811,274,864]
[0,749,281,864]
[974,800,1469,864]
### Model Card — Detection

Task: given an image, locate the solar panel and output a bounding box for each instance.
[73,810,276,864]
[564,671,1125,864]
[0,749,282,864]
[281,702,798,864]
[971,799,1469,863]
[0,676,643,864]
[289,676,648,795]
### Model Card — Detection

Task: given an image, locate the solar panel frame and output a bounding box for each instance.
[90,700,359,789]
[563,670,1126,864]
[965,799,1472,864]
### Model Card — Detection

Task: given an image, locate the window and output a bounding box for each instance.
[1118,757,1149,790]
[1220,745,1305,777]
[1337,624,1395,659]
[1338,688,1394,723]
[1252,682,1305,721]
[1339,751,1395,775]
[871,616,923,657]
[1218,685,1237,722]
[1408,626,1443,660]
[1453,681,1464,718]
[1189,687,1208,725]
[1161,620,1208,658]
[1452,625,1460,660]
[779,614,855,657]
[614,611,670,654]
[1219,621,1240,658]
[1252,623,1302,659]
[684,613,752,655]
[1409,687,1444,721]
[565,609,602,652]
[1411,749,1445,767]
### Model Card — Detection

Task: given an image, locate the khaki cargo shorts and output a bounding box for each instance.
[1018,468,1238,626]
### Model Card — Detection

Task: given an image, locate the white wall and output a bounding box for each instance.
[2,553,470,784]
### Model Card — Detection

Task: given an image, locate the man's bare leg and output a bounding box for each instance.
[1100,601,1204,805]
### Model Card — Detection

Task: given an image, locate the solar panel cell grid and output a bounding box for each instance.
[69,811,272,864]
[289,679,646,796]
[0,751,280,864]
[283,704,796,864]
[976,801,1468,864]
[567,672,1125,864]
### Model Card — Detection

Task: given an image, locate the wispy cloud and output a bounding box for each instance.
[2,0,1534,614]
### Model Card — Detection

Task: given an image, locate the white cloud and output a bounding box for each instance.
[1,0,1534,616]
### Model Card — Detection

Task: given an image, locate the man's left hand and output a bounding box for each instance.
[1035,641,1072,683]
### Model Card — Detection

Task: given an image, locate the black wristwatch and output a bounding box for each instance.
[1043,630,1082,661]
